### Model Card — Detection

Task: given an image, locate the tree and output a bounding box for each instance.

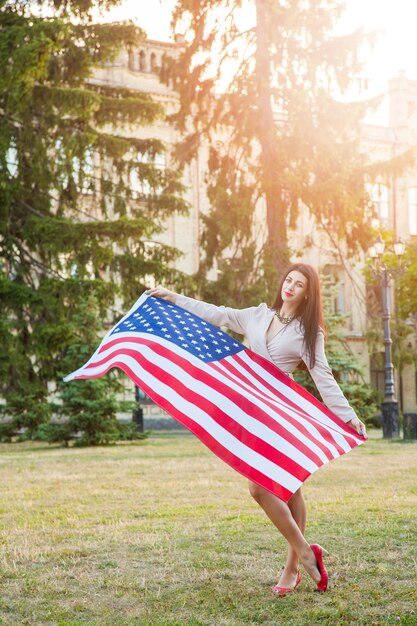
[167,0,375,305]
[0,0,189,440]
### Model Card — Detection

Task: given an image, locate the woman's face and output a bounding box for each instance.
[281,270,309,308]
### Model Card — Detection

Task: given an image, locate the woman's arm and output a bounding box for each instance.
[303,331,367,437]
[145,285,255,336]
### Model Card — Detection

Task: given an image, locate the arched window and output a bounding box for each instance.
[366,182,389,229]
[150,52,157,73]
[127,49,134,71]
[139,50,146,72]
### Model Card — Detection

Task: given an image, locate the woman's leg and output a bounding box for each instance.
[276,488,307,587]
[249,481,320,584]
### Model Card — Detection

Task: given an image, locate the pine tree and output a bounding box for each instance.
[0,0,189,441]
[167,0,375,303]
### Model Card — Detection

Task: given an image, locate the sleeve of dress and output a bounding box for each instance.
[175,294,255,336]
[302,331,357,423]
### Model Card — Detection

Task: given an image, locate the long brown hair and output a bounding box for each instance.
[272,263,325,369]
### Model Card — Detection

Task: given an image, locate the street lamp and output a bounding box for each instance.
[368,236,406,438]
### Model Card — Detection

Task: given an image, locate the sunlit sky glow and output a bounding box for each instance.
[96,0,417,125]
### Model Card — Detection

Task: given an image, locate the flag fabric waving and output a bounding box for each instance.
[64,293,366,502]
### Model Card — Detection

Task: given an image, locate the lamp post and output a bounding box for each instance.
[368,236,406,438]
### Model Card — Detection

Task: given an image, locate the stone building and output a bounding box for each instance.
[91,40,417,420]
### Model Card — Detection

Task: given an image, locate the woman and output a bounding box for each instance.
[147,263,366,595]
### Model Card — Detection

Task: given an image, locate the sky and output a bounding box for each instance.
[96,0,417,125]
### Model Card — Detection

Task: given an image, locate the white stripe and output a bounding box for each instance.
[238,352,354,453]
[77,350,303,492]
[211,360,332,464]
[87,342,316,473]
[220,355,343,457]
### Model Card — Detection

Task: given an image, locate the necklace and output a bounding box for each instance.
[275,310,294,325]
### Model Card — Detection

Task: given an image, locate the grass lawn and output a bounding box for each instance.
[0,431,416,626]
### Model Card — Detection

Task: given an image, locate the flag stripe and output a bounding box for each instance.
[216,353,342,458]
[85,339,315,480]
[64,294,366,502]
[243,350,359,445]
[75,353,298,500]
[92,337,324,469]
[209,358,333,465]
[235,351,356,454]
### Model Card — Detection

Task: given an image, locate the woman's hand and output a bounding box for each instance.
[347,416,367,438]
[145,285,178,305]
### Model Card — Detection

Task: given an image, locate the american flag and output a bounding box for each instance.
[64,293,366,502]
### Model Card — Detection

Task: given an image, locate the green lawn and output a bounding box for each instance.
[0,432,416,626]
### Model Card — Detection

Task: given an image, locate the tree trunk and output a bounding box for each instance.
[254,0,290,284]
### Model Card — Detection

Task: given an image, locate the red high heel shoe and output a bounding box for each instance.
[272,569,302,596]
[310,544,329,592]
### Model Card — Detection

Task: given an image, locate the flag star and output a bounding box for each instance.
[187,333,193,337]
[201,321,207,326]
[179,321,186,325]
[213,340,219,345]
[191,340,197,344]
[164,334,172,338]
[215,349,222,353]
[196,330,203,334]
[195,347,201,351]
[233,342,239,347]
[207,353,212,358]
[181,343,189,348]
[217,331,223,336]
[161,327,168,331]
[225,346,230,351]
[183,326,190,331]
[157,321,163,325]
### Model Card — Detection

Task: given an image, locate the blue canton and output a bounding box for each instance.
[110,296,244,363]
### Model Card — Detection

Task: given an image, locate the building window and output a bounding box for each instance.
[129,152,166,199]
[150,52,157,73]
[408,186,417,235]
[370,352,385,399]
[367,182,389,229]
[139,50,146,72]
[322,264,346,315]
[6,141,18,177]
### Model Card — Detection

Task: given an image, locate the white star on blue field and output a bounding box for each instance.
[110,296,244,363]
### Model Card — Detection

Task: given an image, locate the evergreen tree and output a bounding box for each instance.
[167,0,375,304]
[0,0,189,441]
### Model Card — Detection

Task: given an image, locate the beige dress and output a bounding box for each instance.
[176,295,357,424]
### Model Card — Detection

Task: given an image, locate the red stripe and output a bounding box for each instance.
[74,358,295,502]
[95,335,357,458]
[244,350,360,446]
[85,342,311,482]
[217,354,342,459]
[208,360,326,467]
[234,351,357,455]
[93,342,323,468]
